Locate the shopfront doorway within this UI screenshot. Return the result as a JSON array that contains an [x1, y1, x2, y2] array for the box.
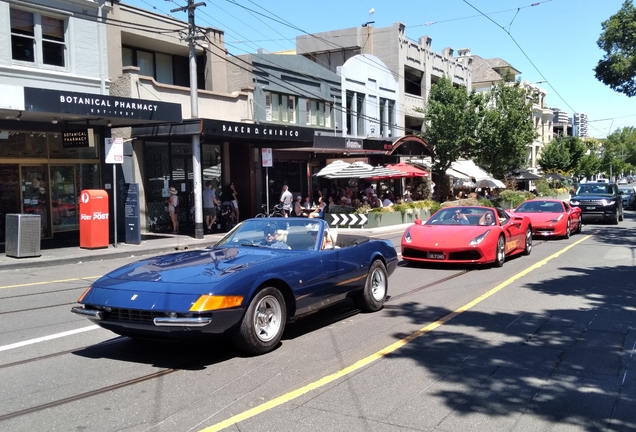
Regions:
[[21, 165, 50, 238]]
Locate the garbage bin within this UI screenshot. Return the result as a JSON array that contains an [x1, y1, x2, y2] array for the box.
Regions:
[[5, 214, 41, 258]]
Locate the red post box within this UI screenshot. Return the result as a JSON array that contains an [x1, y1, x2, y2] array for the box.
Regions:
[[79, 189, 110, 249]]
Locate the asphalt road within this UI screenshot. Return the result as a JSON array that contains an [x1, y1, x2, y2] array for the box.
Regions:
[[1, 213, 635, 432]]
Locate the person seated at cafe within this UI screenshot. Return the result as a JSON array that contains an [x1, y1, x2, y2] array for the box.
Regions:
[[303, 197, 312, 209], [382, 194, 393, 207], [293, 196, 307, 217], [308, 196, 326, 218], [371, 193, 383, 208]]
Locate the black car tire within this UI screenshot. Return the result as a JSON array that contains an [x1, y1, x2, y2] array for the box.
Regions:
[[564, 220, 571, 239], [353, 260, 388, 312], [493, 235, 506, 267], [232, 287, 286, 355], [612, 211, 619, 225], [575, 220, 582, 234], [619, 208, 624, 221]]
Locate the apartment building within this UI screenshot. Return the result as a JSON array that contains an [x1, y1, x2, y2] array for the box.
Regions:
[[573, 112, 588, 138], [295, 22, 468, 153]]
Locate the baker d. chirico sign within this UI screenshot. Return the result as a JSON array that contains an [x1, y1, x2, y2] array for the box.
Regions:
[[23, 87, 182, 122]]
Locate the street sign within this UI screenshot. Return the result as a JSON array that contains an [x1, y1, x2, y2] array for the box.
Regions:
[[105, 137, 124, 164], [330, 214, 368, 226], [262, 148, 273, 167]]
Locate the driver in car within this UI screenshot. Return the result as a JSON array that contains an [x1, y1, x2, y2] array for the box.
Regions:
[[451, 209, 469, 224], [260, 224, 290, 249]]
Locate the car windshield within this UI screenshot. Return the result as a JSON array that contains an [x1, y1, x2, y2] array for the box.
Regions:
[[619, 188, 634, 195], [575, 184, 614, 196], [215, 218, 328, 251], [516, 201, 563, 212], [426, 207, 497, 226]]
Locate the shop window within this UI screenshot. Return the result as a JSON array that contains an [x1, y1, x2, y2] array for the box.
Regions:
[[48, 132, 99, 159], [0, 131, 47, 158], [49, 163, 99, 232], [10, 8, 66, 69]]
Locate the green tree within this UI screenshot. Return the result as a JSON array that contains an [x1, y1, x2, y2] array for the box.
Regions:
[[538, 140, 571, 172], [474, 80, 537, 178], [595, 0, 636, 96], [574, 139, 602, 180], [539, 136, 586, 173], [420, 77, 484, 178]]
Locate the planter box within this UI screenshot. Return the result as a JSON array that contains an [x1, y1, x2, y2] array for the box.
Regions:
[[364, 211, 403, 228]]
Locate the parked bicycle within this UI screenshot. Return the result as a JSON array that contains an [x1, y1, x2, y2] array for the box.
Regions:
[[255, 204, 285, 218]]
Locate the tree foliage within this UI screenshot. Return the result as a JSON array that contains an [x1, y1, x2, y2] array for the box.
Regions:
[[420, 77, 484, 177], [474, 80, 537, 179], [595, 0, 636, 96], [574, 139, 602, 180], [538, 136, 586, 174]]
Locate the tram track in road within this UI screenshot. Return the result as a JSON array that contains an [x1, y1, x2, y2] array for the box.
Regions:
[[0, 345, 233, 423], [0, 239, 554, 423]]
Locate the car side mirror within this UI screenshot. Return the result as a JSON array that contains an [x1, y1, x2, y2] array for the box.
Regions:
[[414, 219, 424, 225]]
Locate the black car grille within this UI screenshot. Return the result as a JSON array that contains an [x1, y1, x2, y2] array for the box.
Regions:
[[106, 308, 164, 324], [402, 248, 428, 259], [535, 228, 555, 233], [579, 199, 605, 205], [402, 248, 482, 261], [448, 250, 482, 261]]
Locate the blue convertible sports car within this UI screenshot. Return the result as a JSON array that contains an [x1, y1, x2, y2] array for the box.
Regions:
[[71, 218, 398, 354]]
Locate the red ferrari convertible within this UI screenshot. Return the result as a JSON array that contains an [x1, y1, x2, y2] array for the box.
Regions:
[[511, 199, 581, 239], [401, 206, 532, 267]]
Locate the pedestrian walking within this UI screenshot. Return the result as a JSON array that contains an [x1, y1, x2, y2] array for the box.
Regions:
[[280, 185, 293, 217], [202, 181, 219, 233]]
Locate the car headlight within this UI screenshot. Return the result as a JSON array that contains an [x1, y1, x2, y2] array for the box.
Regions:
[[469, 230, 490, 245], [550, 214, 563, 223], [570, 200, 580, 206], [404, 228, 412, 243], [602, 200, 615, 206]]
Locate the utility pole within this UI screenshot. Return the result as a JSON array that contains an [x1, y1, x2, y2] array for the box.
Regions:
[[171, 0, 206, 239]]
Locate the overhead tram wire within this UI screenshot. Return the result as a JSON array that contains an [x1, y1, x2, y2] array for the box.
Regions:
[[197, 2, 425, 121], [198, 32, 426, 137]]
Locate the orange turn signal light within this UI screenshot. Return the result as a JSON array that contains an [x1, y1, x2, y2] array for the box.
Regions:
[[77, 287, 92, 303], [189, 295, 243, 312]]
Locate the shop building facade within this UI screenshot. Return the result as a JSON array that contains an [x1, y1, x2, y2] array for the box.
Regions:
[[0, 0, 183, 243]]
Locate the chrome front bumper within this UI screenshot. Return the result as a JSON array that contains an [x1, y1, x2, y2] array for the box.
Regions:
[[71, 306, 211, 327]]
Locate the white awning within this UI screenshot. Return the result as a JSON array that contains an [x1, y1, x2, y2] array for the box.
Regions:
[[449, 160, 492, 180]]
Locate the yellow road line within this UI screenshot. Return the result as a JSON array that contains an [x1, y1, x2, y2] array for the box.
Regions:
[[200, 234, 592, 432], [0, 276, 101, 290]]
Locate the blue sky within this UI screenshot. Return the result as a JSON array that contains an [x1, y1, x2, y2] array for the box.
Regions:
[[130, 0, 633, 139]]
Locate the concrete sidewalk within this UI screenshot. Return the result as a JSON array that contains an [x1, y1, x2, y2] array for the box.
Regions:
[[0, 223, 411, 272]]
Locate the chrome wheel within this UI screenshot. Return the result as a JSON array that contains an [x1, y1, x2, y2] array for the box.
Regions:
[[564, 220, 571, 239], [253, 295, 283, 342], [233, 287, 286, 355], [369, 266, 387, 302], [354, 260, 388, 312]]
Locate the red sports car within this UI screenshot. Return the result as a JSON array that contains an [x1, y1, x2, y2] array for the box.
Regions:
[[511, 199, 581, 239], [401, 206, 532, 267]]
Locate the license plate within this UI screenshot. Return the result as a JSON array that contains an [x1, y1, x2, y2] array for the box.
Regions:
[[429, 253, 445, 260], [586, 206, 596, 210]]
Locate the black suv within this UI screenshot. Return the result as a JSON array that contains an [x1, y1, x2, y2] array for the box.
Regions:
[[570, 182, 624, 224]]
